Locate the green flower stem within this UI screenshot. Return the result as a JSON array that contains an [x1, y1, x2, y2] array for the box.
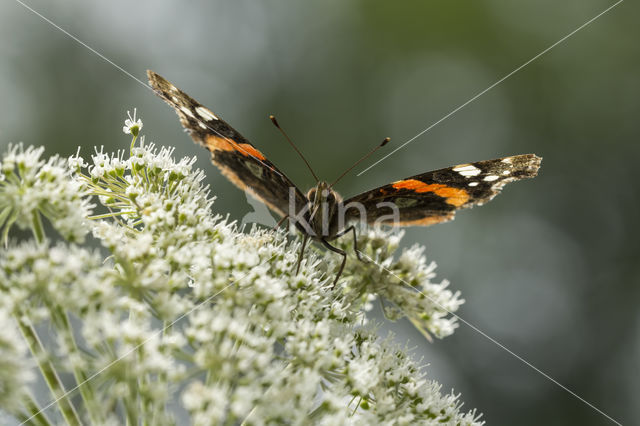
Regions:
[[51, 306, 103, 425], [130, 134, 138, 155], [88, 211, 133, 220], [85, 190, 131, 203], [20, 394, 53, 426], [17, 318, 82, 426], [1, 209, 17, 246], [0, 205, 12, 228], [30, 211, 45, 244], [124, 377, 138, 425]]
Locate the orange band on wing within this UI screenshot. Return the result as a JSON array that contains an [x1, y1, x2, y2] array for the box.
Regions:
[[395, 215, 453, 226], [432, 185, 470, 207], [392, 179, 469, 207], [238, 144, 266, 160], [205, 135, 266, 161]]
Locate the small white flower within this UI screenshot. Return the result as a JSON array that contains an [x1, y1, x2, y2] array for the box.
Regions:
[[68, 147, 87, 170], [123, 108, 143, 136]]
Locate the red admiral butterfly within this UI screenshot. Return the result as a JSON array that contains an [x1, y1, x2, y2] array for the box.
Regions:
[[148, 71, 541, 285]]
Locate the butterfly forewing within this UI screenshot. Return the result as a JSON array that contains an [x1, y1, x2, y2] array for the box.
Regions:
[[343, 154, 541, 226], [147, 70, 306, 217]]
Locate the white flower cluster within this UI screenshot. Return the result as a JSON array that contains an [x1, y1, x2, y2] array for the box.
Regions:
[[0, 113, 483, 425], [333, 228, 465, 341], [0, 144, 92, 244]]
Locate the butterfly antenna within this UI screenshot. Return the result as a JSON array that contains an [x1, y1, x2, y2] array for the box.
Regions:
[[329, 137, 390, 188], [270, 115, 319, 183]]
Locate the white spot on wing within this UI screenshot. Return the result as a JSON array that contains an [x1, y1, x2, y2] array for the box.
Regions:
[[468, 181, 479, 187], [501, 157, 512, 164], [171, 96, 179, 102], [452, 164, 481, 177], [196, 106, 219, 121], [198, 122, 207, 129], [483, 175, 499, 182], [502, 170, 511, 175], [180, 106, 196, 119]]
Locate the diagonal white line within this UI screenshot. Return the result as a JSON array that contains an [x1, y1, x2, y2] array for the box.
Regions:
[[13, 0, 149, 90], [13, 0, 286, 180], [357, 0, 624, 176], [357, 250, 622, 426], [19, 253, 278, 425]]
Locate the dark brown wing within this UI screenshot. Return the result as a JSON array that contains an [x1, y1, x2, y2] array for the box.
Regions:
[[343, 154, 542, 226], [147, 70, 306, 217]]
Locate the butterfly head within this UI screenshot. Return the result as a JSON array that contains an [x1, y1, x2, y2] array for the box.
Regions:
[[306, 181, 343, 237]]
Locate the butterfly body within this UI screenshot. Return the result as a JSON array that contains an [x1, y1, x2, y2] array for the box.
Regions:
[[147, 70, 541, 285], [301, 182, 343, 239]]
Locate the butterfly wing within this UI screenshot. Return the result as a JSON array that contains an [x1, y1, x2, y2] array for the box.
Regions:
[[343, 154, 542, 226], [147, 70, 306, 217]]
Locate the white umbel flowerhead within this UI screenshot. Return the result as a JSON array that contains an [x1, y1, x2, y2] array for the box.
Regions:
[[0, 111, 483, 425], [123, 108, 143, 137]]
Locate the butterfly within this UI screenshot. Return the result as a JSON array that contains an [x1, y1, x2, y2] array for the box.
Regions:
[[147, 70, 541, 285]]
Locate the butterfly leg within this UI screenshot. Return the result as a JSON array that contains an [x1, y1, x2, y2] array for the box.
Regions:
[[321, 239, 347, 287], [295, 234, 309, 275], [274, 214, 289, 230], [334, 225, 368, 264]]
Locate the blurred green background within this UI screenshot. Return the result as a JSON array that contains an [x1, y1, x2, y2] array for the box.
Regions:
[[1, 1, 638, 424]]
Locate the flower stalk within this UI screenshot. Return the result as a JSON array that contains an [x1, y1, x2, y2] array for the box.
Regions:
[[16, 318, 82, 426]]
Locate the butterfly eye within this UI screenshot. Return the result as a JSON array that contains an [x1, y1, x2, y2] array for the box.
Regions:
[[327, 192, 335, 202]]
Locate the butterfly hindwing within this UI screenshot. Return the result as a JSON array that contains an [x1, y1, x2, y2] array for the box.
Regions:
[[147, 70, 306, 217], [343, 154, 542, 226]]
